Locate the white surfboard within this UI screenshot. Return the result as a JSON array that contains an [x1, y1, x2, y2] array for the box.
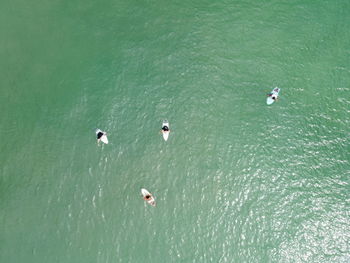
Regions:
[[96, 129, 108, 144], [141, 188, 156, 207], [161, 121, 170, 141], [266, 87, 280, 105]]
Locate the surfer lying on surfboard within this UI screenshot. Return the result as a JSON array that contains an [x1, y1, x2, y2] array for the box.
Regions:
[[141, 188, 156, 206], [161, 121, 170, 141], [267, 93, 279, 101], [266, 87, 280, 105], [96, 129, 108, 144], [144, 195, 152, 201], [161, 125, 169, 132]]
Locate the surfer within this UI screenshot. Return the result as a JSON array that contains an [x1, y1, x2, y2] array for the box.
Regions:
[[97, 131, 106, 142], [267, 93, 278, 101], [161, 125, 169, 132], [161, 121, 170, 141], [141, 188, 156, 206], [144, 195, 151, 201], [266, 87, 280, 105]]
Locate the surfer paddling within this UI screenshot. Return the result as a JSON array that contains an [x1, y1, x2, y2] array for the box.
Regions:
[[141, 188, 156, 206], [267, 93, 278, 101], [161, 125, 169, 132], [266, 88, 281, 105], [161, 121, 170, 141], [144, 195, 152, 201]]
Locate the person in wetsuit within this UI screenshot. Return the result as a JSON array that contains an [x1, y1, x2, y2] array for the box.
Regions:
[[97, 131, 104, 139], [96, 130, 106, 143], [267, 93, 278, 101]]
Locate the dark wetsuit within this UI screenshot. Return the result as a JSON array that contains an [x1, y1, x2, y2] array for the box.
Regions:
[[162, 126, 169, 132], [97, 132, 104, 139]]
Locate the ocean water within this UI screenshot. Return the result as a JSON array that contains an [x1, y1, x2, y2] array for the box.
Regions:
[[1, 0, 349, 262]]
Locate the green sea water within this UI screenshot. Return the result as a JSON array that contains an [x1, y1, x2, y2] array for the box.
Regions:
[[1, 0, 349, 262]]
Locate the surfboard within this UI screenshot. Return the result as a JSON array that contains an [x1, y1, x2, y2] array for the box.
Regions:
[[96, 129, 108, 144], [266, 87, 280, 105], [141, 188, 156, 207], [161, 121, 170, 141]]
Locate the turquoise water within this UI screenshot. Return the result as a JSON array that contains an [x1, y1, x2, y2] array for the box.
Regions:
[[1, 0, 349, 262]]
